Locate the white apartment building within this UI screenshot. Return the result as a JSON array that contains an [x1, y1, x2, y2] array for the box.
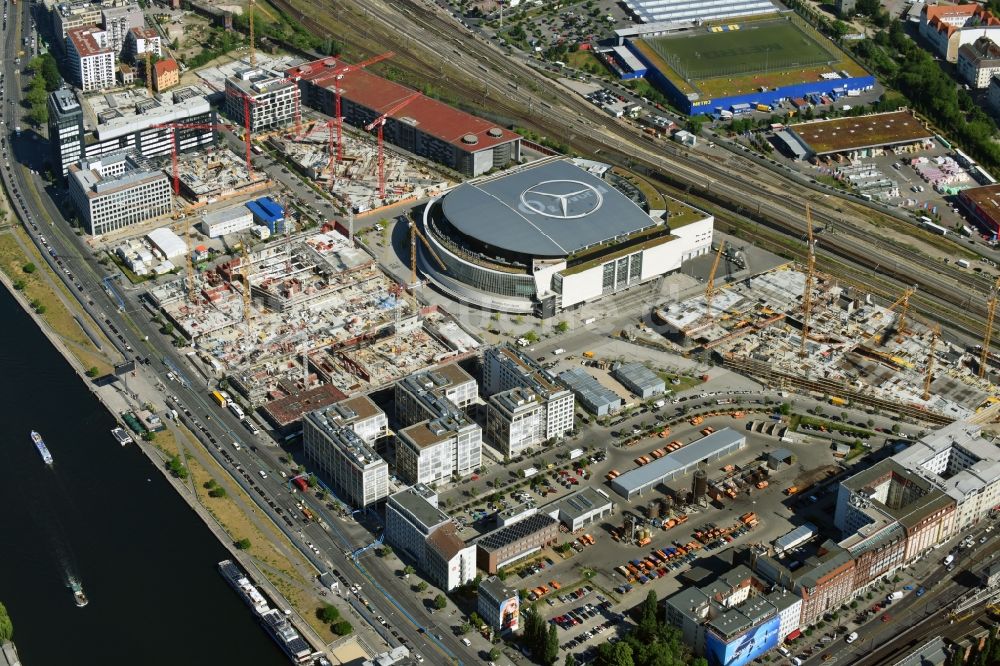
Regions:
[[68, 152, 171, 235], [224, 68, 300, 132], [302, 407, 389, 508], [920, 3, 1000, 62], [486, 387, 546, 458], [123, 26, 162, 64], [481, 345, 575, 451], [66, 26, 117, 92], [893, 421, 1000, 532], [320, 395, 388, 444], [385, 485, 475, 591], [394, 365, 482, 484], [101, 4, 145, 53], [958, 37, 1000, 88]]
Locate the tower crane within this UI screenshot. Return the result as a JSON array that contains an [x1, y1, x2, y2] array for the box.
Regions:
[[224, 88, 259, 178], [923, 324, 939, 401], [238, 242, 253, 337], [705, 240, 725, 319], [800, 203, 815, 358], [300, 52, 394, 163], [408, 219, 447, 287], [871, 286, 917, 344], [365, 92, 421, 199], [980, 277, 1000, 378], [152, 121, 242, 194], [247, 0, 256, 67], [145, 50, 153, 95]]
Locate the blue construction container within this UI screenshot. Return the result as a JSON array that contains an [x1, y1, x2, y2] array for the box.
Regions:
[[246, 197, 286, 234]]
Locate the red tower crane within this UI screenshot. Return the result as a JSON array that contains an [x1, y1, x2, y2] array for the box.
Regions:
[[224, 87, 259, 178], [306, 52, 394, 164], [365, 92, 421, 199], [152, 121, 240, 194]]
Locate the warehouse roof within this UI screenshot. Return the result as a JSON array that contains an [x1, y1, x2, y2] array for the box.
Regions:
[[202, 204, 252, 226], [558, 367, 622, 414], [611, 428, 746, 496], [546, 486, 613, 523], [442, 160, 659, 257], [612, 362, 665, 395], [290, 57, 520, 152], [146, 227, 187, 259], [789, 110, 932, 155]]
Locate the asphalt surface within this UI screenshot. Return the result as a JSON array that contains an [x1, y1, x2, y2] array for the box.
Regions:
[[0, 5, 484, 665]]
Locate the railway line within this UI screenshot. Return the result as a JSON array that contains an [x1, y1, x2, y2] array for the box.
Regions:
[[273, 0, 997, 347]]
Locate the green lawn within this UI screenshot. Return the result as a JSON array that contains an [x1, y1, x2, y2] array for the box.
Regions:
[[642, 18, 835, 80]]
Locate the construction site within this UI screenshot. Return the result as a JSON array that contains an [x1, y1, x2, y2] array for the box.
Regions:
[[174, 145, 270, 204], [146, 226, 479, 405], [653, 216, 999, 426], [267, 123, 452, 213]]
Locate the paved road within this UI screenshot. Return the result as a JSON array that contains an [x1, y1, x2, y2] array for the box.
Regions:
[[0, 6, 487, 665]]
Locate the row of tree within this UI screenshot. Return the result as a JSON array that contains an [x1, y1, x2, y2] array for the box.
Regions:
[[523, 605, 560, 665], [594, 591, 706, 666], [24, 54, 61, 127]]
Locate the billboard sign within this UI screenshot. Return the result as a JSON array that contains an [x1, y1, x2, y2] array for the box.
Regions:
[[499, 595, 519, 633], [706, 615, 780, 666]]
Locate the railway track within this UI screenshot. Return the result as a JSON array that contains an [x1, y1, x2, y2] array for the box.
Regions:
[[273, 0, 997, 347]]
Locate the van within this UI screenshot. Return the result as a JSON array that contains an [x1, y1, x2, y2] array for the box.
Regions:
[[233, 441, 241, 451], [259, 470, 267, 479], [778, 647, 791, 657], [553, 348, 566, 355], [461, 638, 472, 647], [846, 632, 859, 644]]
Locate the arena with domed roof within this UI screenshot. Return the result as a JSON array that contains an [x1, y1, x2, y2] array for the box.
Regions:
[[418, 158, 715, 316]]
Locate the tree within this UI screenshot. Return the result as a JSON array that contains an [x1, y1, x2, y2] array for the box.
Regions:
[[209, 487, 227, 498], [307, 473, 318, 487], [544, 624, 559, 665], [85, 366, 100, 377], [318, 603, 340, 623], [331, 620, 353, 635], [403, 565, 415, 576], [0, 601, 12, 641], [433, 594, 447, 610], [22, 262, 35, 274], [554, 321, 569, 333], [638, 590, 659, 640], [459, 622, 471, 634], [415, 581, 428, 592], [235, 538, 251, 550], [489, 647, 502, 661], [12, 279, 25, 290], [596, 641, 633, 666], [204, 479, 218, 490], [779, 402, 791, 415], [565, 655, 577, 666]]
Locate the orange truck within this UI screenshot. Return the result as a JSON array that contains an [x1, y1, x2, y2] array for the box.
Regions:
[[785, 486, 798, 495], [690, 416, 704, 426], [756, 480, 769, 489], [637, 536, 652, 547]]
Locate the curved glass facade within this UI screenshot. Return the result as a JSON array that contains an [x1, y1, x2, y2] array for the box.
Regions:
[[422, 200, 538, 301]]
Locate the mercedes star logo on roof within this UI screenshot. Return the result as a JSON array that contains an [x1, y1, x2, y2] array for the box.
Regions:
[[519, 180, 604, 219]]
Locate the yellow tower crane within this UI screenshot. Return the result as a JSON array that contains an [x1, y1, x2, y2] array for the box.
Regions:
[[705, 240, 725, 319], [980, 277, 1000, 378], [800, 203, 815, 358], [923, 324, 939, 401], [247, 0, 256, 67]]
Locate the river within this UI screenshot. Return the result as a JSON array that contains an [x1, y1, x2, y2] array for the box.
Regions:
[[0, 286, 288, 664]]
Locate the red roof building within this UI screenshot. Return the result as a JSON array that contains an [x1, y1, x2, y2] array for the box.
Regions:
[[289, 57, 521, 178]]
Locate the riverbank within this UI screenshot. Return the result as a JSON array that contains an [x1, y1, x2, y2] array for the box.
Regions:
[[1, 640, 22, 666], [0, 228, 345, 662]]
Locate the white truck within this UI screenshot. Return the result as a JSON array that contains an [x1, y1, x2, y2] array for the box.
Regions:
[[522, 467, 538, 478], [553, 348, 566, 355], [943, 554, 955, 566], [886, 591, 904, 602], [569, 448, 584, 460]]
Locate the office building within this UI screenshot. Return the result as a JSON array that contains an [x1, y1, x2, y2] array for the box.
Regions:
[[664, 564, 796, 666], [475, 513, 559, 574], [224, 67, 299, 132], [750, 540, 856, 627], [47, 86, 216, 179], [481, 345, 575, 453], [48, 89, 85, 177], [123, 26, 161, 63], [486, 387, 548, 458], [52, 0, 104, 41], [394, 365, 482, 485], [478, 576, 520, 634], [66, 26, 116, 92], [259, 384, 349, 438], [201, 204, 254, 238], [302, 407, 389, 508], [68, 152, 171, 235], [385, 485, 475, 591]]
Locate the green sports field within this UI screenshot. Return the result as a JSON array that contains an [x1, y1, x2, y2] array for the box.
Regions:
[[641, 19, 835, 81]]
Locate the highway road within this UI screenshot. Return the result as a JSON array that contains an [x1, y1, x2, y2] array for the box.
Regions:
[[0, 5, 486, 665]]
